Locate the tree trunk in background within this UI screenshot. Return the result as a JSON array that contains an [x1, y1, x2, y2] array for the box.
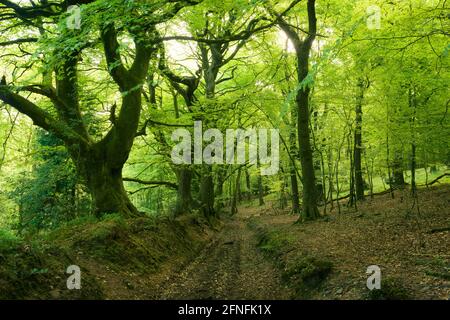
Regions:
[[280, 173, 288, 209], [230, 168, 242, 215], [409, 87, 417, 197], [411, 143, 417, 196], [278, 0, 319, 221], [159, 50, 201, 217], [245, 168, 251, 200], [236, 169, 242, 202], [364, 151, 374, 199], [386, 90, 405, 191], [354, 78, 366, 201], [297, 81, 320, 214], [326, 146, 334, 211], [312, 111, 324, 203], [391, 151, 405, 189], [198, 43, 221, 217], [258, 175, 264, 206], [175, 168, 194, 216], [296, 84, 320, 220], [200, 166, 215, 216], [289, 94, 300, 213], [290, 166, 300, 213], [215, 166, 226, 211], [348, 132, 356, 207]]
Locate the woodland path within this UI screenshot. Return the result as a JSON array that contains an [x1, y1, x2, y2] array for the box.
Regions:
[[156, 206, 292, 300]]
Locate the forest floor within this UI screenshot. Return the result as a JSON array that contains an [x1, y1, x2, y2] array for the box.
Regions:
[[153, 185, 450, 300], [246, 185, 450, 300], [149, 185, 450, 300], [156, 214, 292, 299], [1, 185, 449, 300]]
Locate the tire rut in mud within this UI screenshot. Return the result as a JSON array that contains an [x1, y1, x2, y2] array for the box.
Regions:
[[158, 217, 291, 300]]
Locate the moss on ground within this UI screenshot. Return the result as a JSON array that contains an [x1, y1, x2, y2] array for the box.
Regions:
[[415, 256, 450, 281], [283, 256, 333, 298], [366, 278, 411, 300], [251, 221, 333, 299], [255, 228, 294, 258], [0, 238, 103, 299], [0, 229, 20, 252]]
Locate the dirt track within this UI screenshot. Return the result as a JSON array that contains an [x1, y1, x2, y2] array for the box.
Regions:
[[157, 210, 292, 300]]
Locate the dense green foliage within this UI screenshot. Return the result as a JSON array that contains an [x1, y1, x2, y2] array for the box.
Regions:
[[0, 0, 448, 231], [10, 131, 91, 232]]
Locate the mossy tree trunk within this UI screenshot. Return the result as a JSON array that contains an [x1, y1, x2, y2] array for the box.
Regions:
[[196, 42, 223, 217], [391, 151, 406, 189], [278, 0, 320, 221], [174, 167, 195, 216], [0, 23, 157, 217], [354, 78, 369, 202], [199, 166, 216, 216], [83, 155, 137, 217], [289, 128, 300, 214], [258, 174, 265, 206], [0, 1, 202, 217]]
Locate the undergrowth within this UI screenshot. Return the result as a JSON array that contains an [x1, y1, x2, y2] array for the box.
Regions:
[[366, 278, 411, 300], [0, 212, 211, 299], [250, 220, 333, 299]]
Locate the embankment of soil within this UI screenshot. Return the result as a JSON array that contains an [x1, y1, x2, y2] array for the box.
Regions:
[[0, 213, 217, 299]]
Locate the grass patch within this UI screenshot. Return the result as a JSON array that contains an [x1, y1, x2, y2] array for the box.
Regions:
[[283, 256, 333, 299], [415, 256, 450, 281], [424, 270, 450, 281], [367, 278, 411, 300], [0, 240, 103, 300], [0, 212, 211, 299], [252, 221, 333, 299], [0, 228, 21, 252], [256, 229, 294, 258]]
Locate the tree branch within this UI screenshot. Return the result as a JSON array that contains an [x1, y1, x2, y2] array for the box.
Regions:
[[158, 1, 301, 45], [0, 85, 87, 145], [427, 173, 450, 186], [100, 23, 129, 91], [123, 177, 178, 190], [0, 37, 38, 47]]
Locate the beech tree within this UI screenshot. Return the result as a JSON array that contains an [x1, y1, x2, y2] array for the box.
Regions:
[[273, 0, 320, 221], [0, 0, 202, 217]]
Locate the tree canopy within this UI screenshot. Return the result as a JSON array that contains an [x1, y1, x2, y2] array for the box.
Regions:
[[0, 0, 448, 225]]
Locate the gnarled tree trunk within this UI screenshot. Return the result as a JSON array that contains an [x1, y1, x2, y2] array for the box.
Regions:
[[174, 167, 195, 216], [85, 160, 138, 217]]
